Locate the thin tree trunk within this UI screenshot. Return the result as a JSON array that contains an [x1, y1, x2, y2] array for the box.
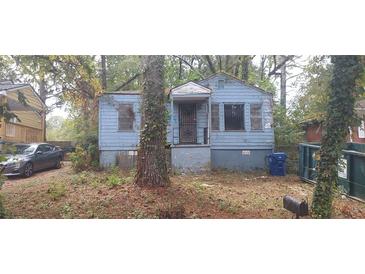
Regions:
[[101, 55, 107, 90], [39, 78, 47, 141], [204, 55, 216, 74], [280, 59, 287, 111], [242, 56, 249, 81], [134, 55, 169, 187], [260, 56, 266, 80]]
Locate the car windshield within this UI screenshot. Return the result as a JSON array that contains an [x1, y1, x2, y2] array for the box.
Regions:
[[15, 145, 37, 155]]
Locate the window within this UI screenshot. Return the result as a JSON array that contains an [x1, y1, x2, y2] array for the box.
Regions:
[[211, 104, 219, 130], [224, 104, 244, 130], [250, 104, 263, 130], [9, 117, 17, 123], [118, 104, 134, 131], [218, 79, 224, 89], [5, 123, 15, 137]]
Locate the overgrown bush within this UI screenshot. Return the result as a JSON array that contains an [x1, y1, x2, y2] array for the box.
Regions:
[[106, 174, 125, 188], [71, 171, 90, 185], [48, 182, 67, 201], [70, 144, 99, 172]]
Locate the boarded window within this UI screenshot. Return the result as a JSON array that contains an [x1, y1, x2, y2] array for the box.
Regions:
[[224, 104, 244, 130], [250, 104, 263, 130], [218, 79, 224, 89], [211, 104, 219, 130], [118, 104, 134, 131]]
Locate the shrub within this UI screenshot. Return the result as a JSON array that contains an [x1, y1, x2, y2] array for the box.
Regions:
[[48, 182, 66, 201], [106, 174, 125, 188], [72, 171, 90, 184], [69, 146, 90, 172]]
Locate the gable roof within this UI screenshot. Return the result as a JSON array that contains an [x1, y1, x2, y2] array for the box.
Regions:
[[0, 81, 46, 108], [0, 82, 28, 92], [197, 72, 273, 96], [170, 81, 211, 96]]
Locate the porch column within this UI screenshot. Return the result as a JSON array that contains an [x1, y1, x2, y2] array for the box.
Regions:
[[208, 96, 211, 144], [170, 96, 174, 145]]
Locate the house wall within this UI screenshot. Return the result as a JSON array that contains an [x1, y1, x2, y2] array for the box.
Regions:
[[99, 94, 142, 152], [211, 149, 272, 170], [99, 74, 275, 170], [0, 86, 45, 143], [304, 123, 365, 144], [171, 145, 210, 172], [198, 75, 274, 150], [305, 124, 322, 143]]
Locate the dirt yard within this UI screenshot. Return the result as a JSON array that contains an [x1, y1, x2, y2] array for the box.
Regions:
[[1, 162, 365, 218]]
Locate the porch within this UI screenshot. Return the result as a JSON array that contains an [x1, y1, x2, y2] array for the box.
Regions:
[[169, 82, 212, 171]]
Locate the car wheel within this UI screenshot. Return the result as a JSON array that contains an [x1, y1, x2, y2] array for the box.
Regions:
[[55, 158, 62, 169], [23, 162, 33, 178]]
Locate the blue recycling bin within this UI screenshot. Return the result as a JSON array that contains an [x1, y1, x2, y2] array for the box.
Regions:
[[268, 152, 287, 176]]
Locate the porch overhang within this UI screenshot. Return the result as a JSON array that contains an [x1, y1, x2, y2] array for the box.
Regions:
[[170, 81, 211, 101]]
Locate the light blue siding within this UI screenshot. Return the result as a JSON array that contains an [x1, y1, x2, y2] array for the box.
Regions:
[[99, 94, 174, 151], [99, 94, 142, 151], [198, 74, 274, 150], [99, 73, 274, 170]]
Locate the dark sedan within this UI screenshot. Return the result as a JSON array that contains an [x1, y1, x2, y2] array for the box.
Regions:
[[0, 143, 63, 177]]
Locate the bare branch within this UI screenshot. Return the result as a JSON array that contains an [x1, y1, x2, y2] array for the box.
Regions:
[[115, 73, 141, 91]]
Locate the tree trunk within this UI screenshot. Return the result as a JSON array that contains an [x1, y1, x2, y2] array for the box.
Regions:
[[204, 55, 216, 74], [260, 56, 266, 80], [311, 56, 363, 218], [39, 78, 47, 141], [280, 57, 287, 111], [242, 56, 249, 81], [134, 55, 170, 187], [101, 55, 107, 90]]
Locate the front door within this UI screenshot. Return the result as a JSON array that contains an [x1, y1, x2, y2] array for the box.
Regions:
[[179, 103, 197, 144]]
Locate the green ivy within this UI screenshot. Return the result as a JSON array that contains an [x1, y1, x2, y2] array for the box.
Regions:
[[311, 56, 364, 218]]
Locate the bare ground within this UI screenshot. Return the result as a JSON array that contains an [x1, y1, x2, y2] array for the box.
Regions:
[[1, 162, 365, 218]]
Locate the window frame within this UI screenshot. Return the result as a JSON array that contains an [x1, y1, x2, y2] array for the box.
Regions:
[[118, 103, 135, 132], [224, 103, 245, 131], [250, 103, 263, 131]]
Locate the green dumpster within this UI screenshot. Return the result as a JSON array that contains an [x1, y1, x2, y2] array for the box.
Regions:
[[299, 143, 365, 200]]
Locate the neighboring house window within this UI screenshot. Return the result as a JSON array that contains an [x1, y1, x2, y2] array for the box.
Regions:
[[224, 104, 244, 130], [211, 104, 219, 130], [6, 123, 16, 137], [218, 79, 224, 89], [118, 104, 134, 131], [9, 117, 17, 123], [250, 104, 263, 130]]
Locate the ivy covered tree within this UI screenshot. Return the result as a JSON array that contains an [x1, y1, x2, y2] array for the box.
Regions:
[[134, 56, 170, 187], [311, 56, 364, 218]]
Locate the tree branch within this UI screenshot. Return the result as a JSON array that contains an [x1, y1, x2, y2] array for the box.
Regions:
[[172, 55, 204, 79], [115, 73, 141, 91], [268, 55, 295, 76]]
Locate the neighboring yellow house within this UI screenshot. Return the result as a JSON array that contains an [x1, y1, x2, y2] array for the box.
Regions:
[[0, 81, 46, 143]]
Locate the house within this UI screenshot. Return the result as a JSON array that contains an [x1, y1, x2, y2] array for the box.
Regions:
[[98, 72, 274, 171], [301, 99, 365, 144], [0, 81, 46, 144]]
